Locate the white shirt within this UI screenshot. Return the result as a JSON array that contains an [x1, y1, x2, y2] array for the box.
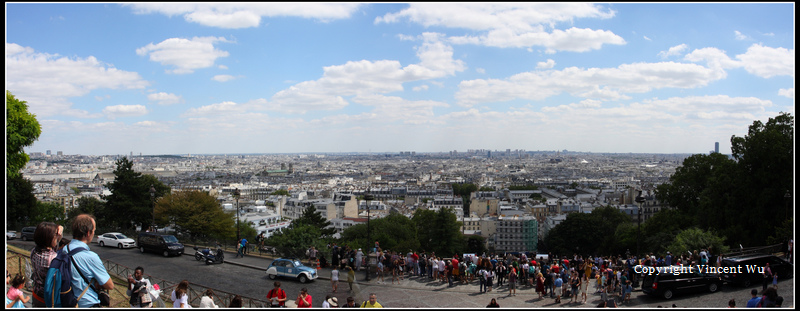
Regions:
[[331, 269, 339, 281], [172, 291, 189, 308], [200, 296, 218, 308]]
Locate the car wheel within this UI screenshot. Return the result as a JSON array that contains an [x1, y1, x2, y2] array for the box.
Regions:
[[709, 283, 719, 293], [268, 273, 276, 280], [662, 289, 673, 299], [299, 274, 308, 283], [742, 279, 751, 287], [163, 251, 169, 257], [99, 241, 104, 247], [22, 236, 27, 241], [140, 247, 145, 253], [118, 243, 123, 249]]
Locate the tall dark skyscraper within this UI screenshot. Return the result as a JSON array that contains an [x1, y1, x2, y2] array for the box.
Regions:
[[715, 142, 719, 153]]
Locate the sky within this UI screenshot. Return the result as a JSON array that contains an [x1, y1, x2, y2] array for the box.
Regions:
[[5, 3, 795, 156]]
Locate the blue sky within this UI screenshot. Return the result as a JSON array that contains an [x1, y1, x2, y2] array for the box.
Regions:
[[6, 3, 794, 155]]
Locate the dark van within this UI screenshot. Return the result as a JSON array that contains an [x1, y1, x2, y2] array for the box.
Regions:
[[641, 266, 722, 299], [20, 226, 36, 241], [720, 254, 793, 287], [138, 232, 184, 257]]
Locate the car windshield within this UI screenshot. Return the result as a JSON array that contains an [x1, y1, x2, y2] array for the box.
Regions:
[[115, 234, 128, 239], [163, 235, 179, 243]]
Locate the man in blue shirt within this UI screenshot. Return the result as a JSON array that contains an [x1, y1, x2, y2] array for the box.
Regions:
[[746, 289, 761, 308], [553, 275, 563, 303], [66, 214, 114, 308]]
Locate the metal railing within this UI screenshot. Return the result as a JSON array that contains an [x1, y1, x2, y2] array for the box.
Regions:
[[6, 247, 271, 308], [721, 243, 783, 258]]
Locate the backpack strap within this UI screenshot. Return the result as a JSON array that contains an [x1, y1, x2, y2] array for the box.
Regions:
[[67, 246, 100, 296]]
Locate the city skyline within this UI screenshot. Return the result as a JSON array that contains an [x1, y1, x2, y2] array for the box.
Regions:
[[6, 3, 795, 156]]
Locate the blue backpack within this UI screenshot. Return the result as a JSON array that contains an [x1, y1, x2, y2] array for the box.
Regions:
[[44, 246, 88, 307]]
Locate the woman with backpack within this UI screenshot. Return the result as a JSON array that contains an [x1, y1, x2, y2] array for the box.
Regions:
[[29, 222, 62, 307]]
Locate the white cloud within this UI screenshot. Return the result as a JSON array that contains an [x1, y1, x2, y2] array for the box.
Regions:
[[778, 88, 794, 98], [735, 44, 794, 78], [212, 74, 237, 82], [643, 35, 652, 41], [734, 30, 749, 40], [476, 68, 486, 74], [684, 47, 741, 72], [456, 61, 724, 106], [536, 59, 555, 69], [658, 44, 688, 59], [136, 37, 231, 74], [265, 33, 465, 114], [103, 104, 148, 119], [412, 85, 429, 91], [5, 43, 149, 117], [123, 3, 363, 28], [147, 92, 184, 105], [377, 3, 624, 52]]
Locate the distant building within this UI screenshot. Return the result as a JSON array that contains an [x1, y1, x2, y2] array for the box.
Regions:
[[494, 215, 538, 254]]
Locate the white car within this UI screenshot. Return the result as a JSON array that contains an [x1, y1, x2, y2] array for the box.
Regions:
[[6, 231, 17, 240], [97, 232, 136, 249]]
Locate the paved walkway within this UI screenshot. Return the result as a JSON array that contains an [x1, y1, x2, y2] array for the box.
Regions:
[[216, 251, 610, 308]]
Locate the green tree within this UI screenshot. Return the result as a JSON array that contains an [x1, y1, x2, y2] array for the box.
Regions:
[[464, 235, 486, 255], [292, 205, 335, 237], [729, 112, 794, 245], [31, 201, 67, 227], [154, 190, 235, 241], [103, 157, 170, 231], [266, 224, 325, 258], [666, 227, 729, 256], [340, 213, 421, 254], [412, 208, 464, 256], [270, 189, 290, 196], [6, 91, 42, 179], [6, 174, 37, 228], [68, 197, 108, 230]]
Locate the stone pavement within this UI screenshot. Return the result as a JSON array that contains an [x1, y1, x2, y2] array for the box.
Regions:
[[215, 251, 607, 308]]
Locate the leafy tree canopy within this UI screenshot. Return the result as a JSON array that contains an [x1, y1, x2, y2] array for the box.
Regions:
[[154, 190, 235, 241], [6, 174, 38, 228], [6, 91, 41, 179], [103, 157, 170, 231], [292, 205, 335, 237]]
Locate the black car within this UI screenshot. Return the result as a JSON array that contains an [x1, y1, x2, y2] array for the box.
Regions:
[[20, 226, 36, 241], [720, 254, 793, 287], [137, 232, 184, 257], [641, 266, 723, 299]]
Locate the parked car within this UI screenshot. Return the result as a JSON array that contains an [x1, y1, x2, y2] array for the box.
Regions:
[[265, 258, 318, 283], [20, 226, 36, 241], [641, 266, 723, 299], [720, 254, 793, 287], [137, 232, 184, 257], [6, 231, 17, 240], [97, 232, 136, 249]]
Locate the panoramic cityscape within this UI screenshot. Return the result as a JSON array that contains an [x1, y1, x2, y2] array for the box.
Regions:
[[6, 2, 794, 309]]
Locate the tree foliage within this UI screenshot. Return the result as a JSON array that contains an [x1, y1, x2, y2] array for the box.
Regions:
[[6, 91, 42, 179], [544, 206, 631, 256], [666, 227, 729, 256], [413, 208, 463, 255], [266, 224, 326, 259], [154, 190, 235, 241], [292, 206, 336, 237], [103, 157, 170, 231], [656, 112, 794, 247], [6, 174, 38, 228]]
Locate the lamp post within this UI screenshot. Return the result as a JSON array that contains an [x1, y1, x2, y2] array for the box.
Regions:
[[785, 190, 791, 221], [149, 185, 156, 232], [234, 188, 241, 242], [365, 193, 374, 281], [635, 190, 645, 259]]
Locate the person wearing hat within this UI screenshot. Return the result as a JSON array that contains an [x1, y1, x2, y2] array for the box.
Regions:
[[322, 295, 338, 308], [665, 251, 672, 266]]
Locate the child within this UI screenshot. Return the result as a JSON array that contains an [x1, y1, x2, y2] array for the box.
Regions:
[[7, 274, 29, 308], [623, 280, 633, 303], [772, 273, 778, 289]]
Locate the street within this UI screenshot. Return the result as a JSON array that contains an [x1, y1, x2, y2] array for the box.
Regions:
[[8, 239, 794, 308]]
